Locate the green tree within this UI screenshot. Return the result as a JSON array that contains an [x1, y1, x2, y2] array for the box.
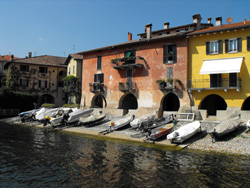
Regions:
[[63, 75, 81, 104]]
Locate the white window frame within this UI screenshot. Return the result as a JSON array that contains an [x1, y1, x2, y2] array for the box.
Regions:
[[73, 64, 75, 74], [68, 67, 71, 75], [229, 38, 237, 53], [210, 41, 218, 54]]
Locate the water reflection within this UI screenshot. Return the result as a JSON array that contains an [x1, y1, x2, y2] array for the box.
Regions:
[[0, 122, 250, 187]]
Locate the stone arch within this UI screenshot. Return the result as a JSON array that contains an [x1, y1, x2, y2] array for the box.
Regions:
[[161, 93, 180, 112], [118, 93, 138, 110], [39, 94, 54, 105], [242, 96, 250, 110], [91, 94, 107, 108], [199, 94, 227, 116]]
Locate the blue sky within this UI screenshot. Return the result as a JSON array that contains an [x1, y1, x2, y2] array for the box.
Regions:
[[1, 0, 250, 58]]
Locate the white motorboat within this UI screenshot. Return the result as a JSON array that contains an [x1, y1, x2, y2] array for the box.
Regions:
[[35, 108, 59, 121], [130, 113, 156, 129], [79, 113, 106, 126], [111, 116, 133, 130], [49, 108, 75, 126], [64, 108, 94, 124], [167, 121, 201, 143], [208, 116, 241, 139]]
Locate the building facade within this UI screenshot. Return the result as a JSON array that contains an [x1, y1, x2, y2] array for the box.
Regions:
[[78, 14, 211, 115], [64, 54, 83, 104], [188, 18, 250, 116], [6, 54, 67, 107]]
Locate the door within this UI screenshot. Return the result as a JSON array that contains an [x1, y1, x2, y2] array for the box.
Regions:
[[229, 73, 237, 87], [126, 69, 133, 90]]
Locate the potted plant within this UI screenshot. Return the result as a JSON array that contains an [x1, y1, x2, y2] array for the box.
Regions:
[[156, 79, 166, 88]]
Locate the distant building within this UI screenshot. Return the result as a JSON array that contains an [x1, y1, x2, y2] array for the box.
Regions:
[[77, 14, 212, 115], [5, 53, 67, 107], [64, 54, 83, 104], [188, 17, 250, 116], [0, 55, 19, 87]]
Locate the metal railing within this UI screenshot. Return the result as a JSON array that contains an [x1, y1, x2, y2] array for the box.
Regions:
[[187, 78, 241, 90], [119, 82, 136, 92], [89, 82, 104, 93], [111, 56, 144, 69]]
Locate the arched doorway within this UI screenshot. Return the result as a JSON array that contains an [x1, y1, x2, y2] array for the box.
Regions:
[[161, 93, 180, 111], [242, 97, 250, 110], [199, 94, 227, 116], [91, 94, 107, 108], [118, 93, 138, 110], [39, 94, 54, 105]]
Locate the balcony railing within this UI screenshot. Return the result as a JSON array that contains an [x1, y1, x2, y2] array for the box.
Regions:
[[157, 82, 176, 91], [111, 56, 144, 69], [119, 82, 136, 92], [89, 82, 104, 93], [187, 78, 241, 91]]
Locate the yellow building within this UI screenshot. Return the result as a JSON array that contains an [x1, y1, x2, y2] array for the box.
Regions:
[[64, 54, 83, 104], [188, 17, 250, 116]]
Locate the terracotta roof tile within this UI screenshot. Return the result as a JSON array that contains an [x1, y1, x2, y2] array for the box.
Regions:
[[189, 20, 250, 35], [13, 55, 67, 67]]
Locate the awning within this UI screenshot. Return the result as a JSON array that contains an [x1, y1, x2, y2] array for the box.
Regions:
[[200, 57, 243, 74]]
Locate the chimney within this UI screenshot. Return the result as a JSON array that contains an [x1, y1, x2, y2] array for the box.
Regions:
[[244, 18, 247, 24], [145, 23, 152, 40], [128, 32, 132, 41], [164, 22, 170, 29], [10, 55, 14, 61], [215, 17, 222, 26], [207, 17, 212, 24], [28, 52, 32, 58], [192, 14, 202, 24]]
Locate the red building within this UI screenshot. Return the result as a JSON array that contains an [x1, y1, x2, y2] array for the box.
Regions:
[[77, 14, 212, 115]]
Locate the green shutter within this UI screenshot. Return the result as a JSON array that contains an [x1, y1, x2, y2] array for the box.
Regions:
[[237, 38, 242, 52], [247, 36, 250, 51], [163, 45, 167, 63], [206, 41, 210, 55], [225, 39, 229, 53], [218, 40, 223, 54], [173, 44, 177, 63]]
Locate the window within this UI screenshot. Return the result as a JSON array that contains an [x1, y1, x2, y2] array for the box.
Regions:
[[163, 44, 177, 64], [124, 50, 136, 58], [166, 67, 173, 80], [229, 73, 237, 87], [97, 56, 102, 70], [20, 79, 28, 88], [73, 64, 75, 74], [206, 40, 222, 55], [39, 67, 48, 73], [247, 36, 250, 51], [20, 65, 29, 72], [68, 67, 71, 75], [126, 69, 133, 83], [210, 74, 222, 87], [225, 38, 242, 53], [94, 73, 104, 83], [39, 80, 47, 89]]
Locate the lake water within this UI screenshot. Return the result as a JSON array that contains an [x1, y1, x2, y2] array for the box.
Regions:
[[0, 122, 250, 188]]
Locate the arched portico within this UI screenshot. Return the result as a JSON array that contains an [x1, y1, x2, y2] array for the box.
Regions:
[[242, 96, 250, 110], [91, 94, 107, 108], [39, 94, 54, 105], [118, 93, 138, 110], [199, 94, 227, 116]]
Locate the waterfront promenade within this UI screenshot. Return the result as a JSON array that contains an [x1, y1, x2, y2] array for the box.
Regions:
[[3, 115, 250, 156]]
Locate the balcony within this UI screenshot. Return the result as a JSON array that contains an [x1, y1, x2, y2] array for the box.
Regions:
[[187, 78, 241, 92], [89, 82, 104, 93], [111, 56, 144, 70], [119, 82, 136, 92], [157, 81, 176, 91]]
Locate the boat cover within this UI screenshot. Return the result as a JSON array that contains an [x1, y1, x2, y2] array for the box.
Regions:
[[113, 116, 132, 129], [130, 113, 155, 128], [79, 114, 106, 124], [167, 121, 201, 143]]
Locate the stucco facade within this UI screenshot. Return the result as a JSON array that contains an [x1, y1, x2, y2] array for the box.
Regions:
[[7, 55, 67, 107], [78, 15, 212, 115], [188, 18, 250, 115]]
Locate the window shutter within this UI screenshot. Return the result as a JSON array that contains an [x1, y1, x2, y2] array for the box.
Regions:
[[247, 37, 250, 51], [45, 81, 47, 88], [218, 40, 223, 54], [26, 80, 29, 87], [225, 39, 229, 53], [237, 38, 242, 52], [94, 74, 98, 82], [173, 44, 177, 63], [163, 45, 167, 63], [39, 80, 41, 88], [20, 79, 22, 86], [100, 73, 104, 83], [206, 42, 210, 55], [27, 66, 29, 72], [166, 67, 173, 80]]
